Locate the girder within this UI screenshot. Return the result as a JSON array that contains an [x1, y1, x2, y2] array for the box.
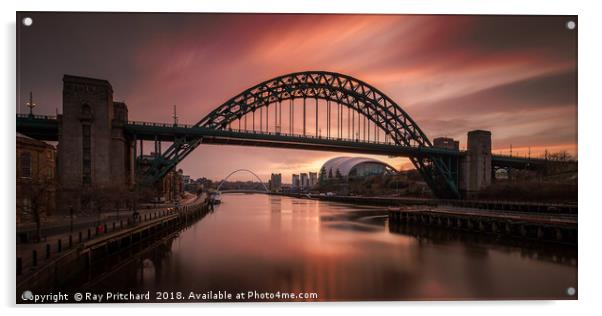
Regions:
[[145, 71, 461, 198], [16, 114, 565, 199]]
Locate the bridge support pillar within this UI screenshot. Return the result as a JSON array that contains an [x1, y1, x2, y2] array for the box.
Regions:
[[58, 75, 134, 213], [459, 130, 492, 198]]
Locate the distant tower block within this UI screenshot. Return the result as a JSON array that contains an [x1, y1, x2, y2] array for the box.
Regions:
[[461, 130, 492, 197], [433, 137, 459, 150]]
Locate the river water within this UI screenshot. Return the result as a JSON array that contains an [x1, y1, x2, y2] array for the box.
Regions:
[[92, 193, 577, 301]]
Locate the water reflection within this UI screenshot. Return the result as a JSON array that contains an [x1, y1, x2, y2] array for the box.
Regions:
[[94, 194, 577, 301], [389, 222, 577, 267]]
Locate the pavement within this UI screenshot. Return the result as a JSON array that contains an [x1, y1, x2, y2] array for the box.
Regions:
[[16, 193, 202, 276]]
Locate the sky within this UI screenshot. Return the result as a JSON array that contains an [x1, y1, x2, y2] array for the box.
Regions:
[[16, 13, 577, 183]]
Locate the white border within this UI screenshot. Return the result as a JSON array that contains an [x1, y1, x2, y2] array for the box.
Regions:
[[2, 0, 601, 315]]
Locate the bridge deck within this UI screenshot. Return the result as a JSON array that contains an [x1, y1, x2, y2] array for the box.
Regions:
[[16, 115, 570, 168]]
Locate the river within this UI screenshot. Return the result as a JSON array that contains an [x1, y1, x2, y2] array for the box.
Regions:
[[90, 193, 577, 301]]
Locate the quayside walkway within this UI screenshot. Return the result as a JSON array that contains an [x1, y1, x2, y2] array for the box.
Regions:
[[16, 193, 209, 285]]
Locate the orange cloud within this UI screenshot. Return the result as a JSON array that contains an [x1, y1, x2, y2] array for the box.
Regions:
[[18, 13, 577, 180]]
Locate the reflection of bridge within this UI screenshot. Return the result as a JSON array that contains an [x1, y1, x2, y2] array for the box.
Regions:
[[16, 71, 566, 199]]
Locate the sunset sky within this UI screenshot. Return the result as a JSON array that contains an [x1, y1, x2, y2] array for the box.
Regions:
[[17, 13, 577, 182]]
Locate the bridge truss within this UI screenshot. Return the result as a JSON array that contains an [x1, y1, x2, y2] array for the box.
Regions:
[[16, 78, 560, 198], [143, 71, 461, 198]]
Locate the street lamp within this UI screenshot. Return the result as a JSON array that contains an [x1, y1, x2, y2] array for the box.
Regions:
[[69, 205, 74, 233], [26, 92, 36, 117], [172, 104, 178, 126]]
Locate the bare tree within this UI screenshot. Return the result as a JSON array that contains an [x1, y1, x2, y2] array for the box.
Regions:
[[18, 177, 55, 242], [80, 184, 123, 227], [547, 150, 573, 162]]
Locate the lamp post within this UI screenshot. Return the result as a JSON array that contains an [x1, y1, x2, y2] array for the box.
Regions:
[[26, 92, 36, 117], [172, 105, 178, 126], [69, 205, 74, 233]]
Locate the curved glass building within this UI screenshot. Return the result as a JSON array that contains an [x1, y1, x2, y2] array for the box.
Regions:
[[320, 157, 397, 180]]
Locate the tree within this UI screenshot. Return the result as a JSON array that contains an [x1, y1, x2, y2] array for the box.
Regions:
[[84, 184, 126, 225], [135, 185, 156, 203], [335, 168, 342, 179], [547, 150, 573, 162], [19, 177, 55, 242], [319, 167, 327, 184]]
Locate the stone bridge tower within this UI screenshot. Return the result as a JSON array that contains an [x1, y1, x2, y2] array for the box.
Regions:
[[57, 75, 134, 212], [459, 130, 492, 197]]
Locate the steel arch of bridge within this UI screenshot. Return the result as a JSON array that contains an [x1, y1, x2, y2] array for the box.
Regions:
[[216, 169, 269, 192], [144, 71, 460, 198]]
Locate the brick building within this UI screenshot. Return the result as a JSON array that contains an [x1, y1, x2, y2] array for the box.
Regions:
[[162, 169, 184, 203], [137, 155, 184, 203], [16, 133, 57, 224]]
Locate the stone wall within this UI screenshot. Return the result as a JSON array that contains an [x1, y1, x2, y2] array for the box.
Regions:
[[459, 130, 492, 197], [58, 75, 132, 212], [16, 134, 57, 223]]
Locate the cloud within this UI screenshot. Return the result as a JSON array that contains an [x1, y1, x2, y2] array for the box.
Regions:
[[411, 69, 577, 118], [17, 13, 578, 179]]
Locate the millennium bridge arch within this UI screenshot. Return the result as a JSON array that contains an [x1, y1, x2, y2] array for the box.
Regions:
[[148, 71, 460, 198], [216, 169, 269, 192]]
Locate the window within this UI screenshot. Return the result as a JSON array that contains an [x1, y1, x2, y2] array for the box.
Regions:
[[81, 104, 92, 117], [82, 124, 91, 185], [20, 152, 32, 178], [22, 198, 31, 214]]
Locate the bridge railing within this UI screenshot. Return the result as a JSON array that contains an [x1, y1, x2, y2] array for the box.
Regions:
[[125, 121, 474, 159], [223, 126, 407, 146], [128, 120, 194, 128], [492, 151, 545, 160], [17, 114, 57, 120], [17, 117, 574, 163], [490, 147, 578, 162], [127, 120, 430, 148], [491, 152, 577, 164]]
